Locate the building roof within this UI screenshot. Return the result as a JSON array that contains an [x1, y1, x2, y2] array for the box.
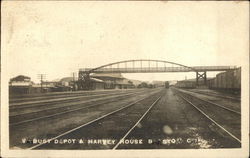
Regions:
[[90, 77, 104, 83], [10, 75, 31, 82], [10, 82, 31, 87], [90, 73, 125, 79], [115, 79, 133, 85]]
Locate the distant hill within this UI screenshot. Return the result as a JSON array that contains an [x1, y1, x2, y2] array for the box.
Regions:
[[151, 80, 165, 86], [126, 79, 145, 86], [169, 80, 177, 85]]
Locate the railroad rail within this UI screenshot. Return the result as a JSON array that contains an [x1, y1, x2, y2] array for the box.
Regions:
[[10, 89, 147, 107], [10, 89, 155, 126], [174, 88, 241, 115], [10, 90, 149, 112], [173, 88, 241, 144], [184, 89, 241, 102], [112, 96, 161, 149], [26, 90, 163, 149], [10, 89, 137, 103], [10, 88, 242, 149]]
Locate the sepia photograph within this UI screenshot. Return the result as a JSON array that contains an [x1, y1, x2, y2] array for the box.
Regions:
[[1, 1, 249, 157]]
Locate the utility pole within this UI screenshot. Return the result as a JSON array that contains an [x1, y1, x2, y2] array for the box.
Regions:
[[73, 72, 75, 91], [37, 74, 46, 93], [72, 72, 77, 91]]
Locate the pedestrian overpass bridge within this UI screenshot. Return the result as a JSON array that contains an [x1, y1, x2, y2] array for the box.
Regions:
[[78, 59, 237, 88], [80, 66, 236, 73]]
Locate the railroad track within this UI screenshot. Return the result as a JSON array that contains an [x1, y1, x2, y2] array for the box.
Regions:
[[173, 88, 241, 144], [10, 89, 146, 107], [184, 89, 241, 102], [10, 89, 137, 104], [10, 89, 157, 126], [18, 89, 164, 149], [175, 88, 241, 115], [10, 89, 150, 114]]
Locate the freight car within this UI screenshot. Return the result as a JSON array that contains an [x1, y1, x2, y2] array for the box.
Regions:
[[165, 81, 169, 88], [175, 79, 196, 89], [207, 67, 241, 93], [175, 67, 241, 92]]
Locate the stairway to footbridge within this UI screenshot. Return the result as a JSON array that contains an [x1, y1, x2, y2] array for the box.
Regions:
[[78, 59, 237, 89]]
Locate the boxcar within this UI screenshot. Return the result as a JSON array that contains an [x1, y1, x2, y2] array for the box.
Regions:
[[175, 80, 196, 89], [165, 81, 169, 88], [208, 67, 241, 92], [233, 67, 241, 90]]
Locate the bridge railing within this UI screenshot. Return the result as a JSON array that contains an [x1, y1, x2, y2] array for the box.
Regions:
[[192, 66, 237, 71], [80, 67, 192, 73], [79, 66, 237, 73]]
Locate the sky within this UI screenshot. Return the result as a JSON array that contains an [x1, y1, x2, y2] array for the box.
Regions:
[[2, 1, 249, 83]]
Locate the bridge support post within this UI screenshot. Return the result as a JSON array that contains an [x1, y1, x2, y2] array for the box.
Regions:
[[196, 71, 207, 87]]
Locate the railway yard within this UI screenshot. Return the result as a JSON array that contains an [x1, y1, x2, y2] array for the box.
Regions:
[[9, 87, 241, 150], [4, 2, 249, 157]]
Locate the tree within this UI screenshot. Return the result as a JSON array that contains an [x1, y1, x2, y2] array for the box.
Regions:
[[137, 82, 148, 88]]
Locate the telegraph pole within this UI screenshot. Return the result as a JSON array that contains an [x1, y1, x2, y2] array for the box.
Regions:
[[37, 74, 46, 93], [72, 72, 77, 91]]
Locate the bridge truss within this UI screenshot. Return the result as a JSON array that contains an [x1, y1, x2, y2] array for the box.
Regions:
[[78, 59, 237, 88]]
